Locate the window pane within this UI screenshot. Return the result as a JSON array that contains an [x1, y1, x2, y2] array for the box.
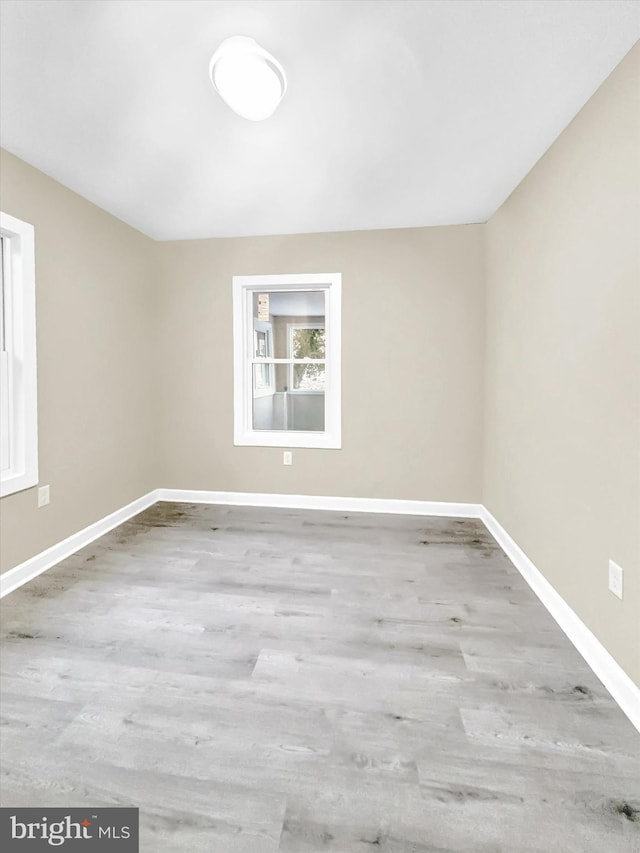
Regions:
[[291, 327, 325, 359], [253, 290, 326, 363], [292, 362, 325, 390], [252, 366, 325, 432], [254, 329, 268, 357], [253, 362, 273, 392], [253, 289, 325, 322]]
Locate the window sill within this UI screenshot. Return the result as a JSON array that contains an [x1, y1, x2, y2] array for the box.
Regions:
[[1, 470, 38, 499], [234, 430, 341, 449]]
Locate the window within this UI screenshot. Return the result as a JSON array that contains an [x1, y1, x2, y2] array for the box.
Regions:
[[0, 211, 38, 497], [233, 273, 341, 448]]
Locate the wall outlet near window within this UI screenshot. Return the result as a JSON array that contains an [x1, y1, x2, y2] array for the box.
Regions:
[[608, 560, 623, 600], [283, 451, 293, 466], [38, 484, 50, 507]]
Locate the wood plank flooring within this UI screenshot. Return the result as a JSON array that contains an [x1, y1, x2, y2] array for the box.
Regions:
[[1, 502, 639, 852]]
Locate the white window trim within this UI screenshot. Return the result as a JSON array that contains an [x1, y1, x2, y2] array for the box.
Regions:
[[0, 211, 38, 498], [233, 273, 341, 449], [286, 322, 326, 394]]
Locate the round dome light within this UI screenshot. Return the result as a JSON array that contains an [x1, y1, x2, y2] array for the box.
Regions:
[[209, 36, 287, 121]]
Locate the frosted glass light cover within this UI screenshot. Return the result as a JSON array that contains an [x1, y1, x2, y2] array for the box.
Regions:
[[209, 36, 287, 121]]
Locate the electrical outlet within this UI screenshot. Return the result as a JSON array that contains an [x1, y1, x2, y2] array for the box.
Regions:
[[608, 560, 623, 600], [38, 484, 50, 507], [283, 451, 292, 466]]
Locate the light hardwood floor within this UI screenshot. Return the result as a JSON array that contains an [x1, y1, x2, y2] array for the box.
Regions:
[[1, 502, 639, 852]]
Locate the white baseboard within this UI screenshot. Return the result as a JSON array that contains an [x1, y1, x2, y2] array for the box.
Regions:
[[156, 488, 482, 518], [479, 506, 640, 735], [0, 489, 160, 598], [2, 487, 638, 734]]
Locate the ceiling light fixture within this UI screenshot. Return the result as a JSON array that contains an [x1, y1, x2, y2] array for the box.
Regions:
[[209, 36, 287, 121]]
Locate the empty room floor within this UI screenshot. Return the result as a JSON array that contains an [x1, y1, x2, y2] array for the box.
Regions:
[[1, 502, 639, 852]]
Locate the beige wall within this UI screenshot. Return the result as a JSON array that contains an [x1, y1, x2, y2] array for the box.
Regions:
[[0, 150, 158, 573], [155, 226, 486, 502], [483, 44, 640, 685]]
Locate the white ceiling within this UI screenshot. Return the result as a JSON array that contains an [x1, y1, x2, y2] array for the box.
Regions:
[[1, 0, 638, 241]]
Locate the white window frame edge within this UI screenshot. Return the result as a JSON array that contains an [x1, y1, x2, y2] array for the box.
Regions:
[[0, 211, 38, 498], [233, 273, 341, 449]]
